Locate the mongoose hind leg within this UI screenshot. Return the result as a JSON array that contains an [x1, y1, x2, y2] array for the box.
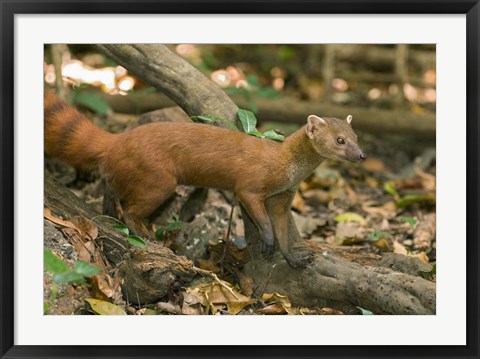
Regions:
[[120, 175, 177, 240]]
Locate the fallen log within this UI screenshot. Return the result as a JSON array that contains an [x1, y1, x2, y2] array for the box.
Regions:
[[237, 96, 435, 139], [335, 44, 436, 72], [87, 89, 435, 138], [244, 251, 435, 315], [44, 173, 197, 304], [241, 210, 435, 315]]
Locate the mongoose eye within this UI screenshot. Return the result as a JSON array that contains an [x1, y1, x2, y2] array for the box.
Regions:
[[336, 137, 345, 145]]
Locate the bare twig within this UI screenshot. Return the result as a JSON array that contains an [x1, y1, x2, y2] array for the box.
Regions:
[[193, 266, 239, 300], [219, 200, 236, 265], [50, 44, 65, 100]]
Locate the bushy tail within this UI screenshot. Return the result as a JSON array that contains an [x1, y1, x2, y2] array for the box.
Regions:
[[44, 92, 114, 171]]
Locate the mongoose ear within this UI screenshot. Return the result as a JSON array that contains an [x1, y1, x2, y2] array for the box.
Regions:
[[346, 115, 353, 124], [306, 115, 326, 139]]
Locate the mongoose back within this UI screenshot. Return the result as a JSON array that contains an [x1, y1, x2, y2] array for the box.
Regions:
[[45, 92, 365, 268]]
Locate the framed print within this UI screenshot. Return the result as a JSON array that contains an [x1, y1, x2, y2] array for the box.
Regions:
[[1, 1, 479, 358]]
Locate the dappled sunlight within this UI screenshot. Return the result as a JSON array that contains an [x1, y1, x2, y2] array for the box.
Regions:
[[44, 59, 135, 95]]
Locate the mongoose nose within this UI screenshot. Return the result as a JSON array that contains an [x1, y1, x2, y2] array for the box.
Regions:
[[359, 153, 367, 160]]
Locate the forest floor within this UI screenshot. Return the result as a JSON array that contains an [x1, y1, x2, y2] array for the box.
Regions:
[[44, 110, 436, 316]]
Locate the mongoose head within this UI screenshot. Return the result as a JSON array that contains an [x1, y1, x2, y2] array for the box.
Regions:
[[305, 114, 366, 162]]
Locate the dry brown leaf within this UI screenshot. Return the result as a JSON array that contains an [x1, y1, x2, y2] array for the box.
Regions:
[[393, 240, 408, 255], [365, 177, 379, 188], [258, 303, 287, 315], [292, 192, 306, 212], [44, 208, 82, 233], [262, 292, 291, 307], [302, 189, 331, 206], [415, 167, 436, 191], [362, 158, 386, 172], [299, 181, 310, 192], [292, 212, 326, 237], [231, 267, 254, 297], [413, 213, 436, 250], [320, 307, 344, 315], [370, 237, 392, 252], [335, 222, 366, 244], [184, 282, 255, 315], [156, 301, 182, 315], [409, 252, 430, 263], [71, 216, 99, 240], [182, 289, 205, 315], [197, 258, 220, 272], [362, 201, 397, 219], [90, 273, 117, 299], [261, 293, 307, 315], [207, 283, 255, 315], [61, 228, 92, 262], [79, 240, 95, 262], [345, 184, 358, 205]]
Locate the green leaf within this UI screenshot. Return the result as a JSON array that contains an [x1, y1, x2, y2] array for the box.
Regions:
[[144, 309, 158, 315], [45, 250, 95, 284], [72, 92, 110, 116], [262, 129, 285, 142], [384, 181, 399, 198], [127, 235, 147, 249], [156, 213, 185, 240], [140, 87, 157, 96], [356, 306, 374, 315], [396, 193, 436, 208], [155, 227, 165, 241], [334, 212, 366, 225], [166, 221, 184, 230], [237, 109, 258, 133], [257, 87, 279, 99], [53, 271, 86, 285], [247, 102, 259, 113], [246, 74, 259, 86], [420, 263, 436, 278], [44, 249, 70, 274], [74, 261, 101, 277], [190, 115, 239, 131], [85, 298, 127, 315], [279, 47, 295, 60], [399, 216, 417, 231], [367, 230, 392, 242], [247, 130, 265, 138], [113, 224, 129, 235]]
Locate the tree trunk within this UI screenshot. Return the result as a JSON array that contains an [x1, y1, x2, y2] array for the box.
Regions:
[[92, 44, 239, 126]]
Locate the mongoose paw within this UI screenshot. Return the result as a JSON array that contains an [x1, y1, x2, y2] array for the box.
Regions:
[[285, 251, 314, 269], [262, 240, 276, 257]]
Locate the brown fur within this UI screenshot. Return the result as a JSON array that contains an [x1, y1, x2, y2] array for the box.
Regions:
[[44, 92, 114, 171], [44, 93, 364, 268]]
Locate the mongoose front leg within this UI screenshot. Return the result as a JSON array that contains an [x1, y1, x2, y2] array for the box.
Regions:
[[237, 192, 275, 256], [266, 190, 314, 269]]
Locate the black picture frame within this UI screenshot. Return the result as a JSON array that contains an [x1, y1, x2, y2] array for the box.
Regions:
[[1, 1, 479, 358]]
